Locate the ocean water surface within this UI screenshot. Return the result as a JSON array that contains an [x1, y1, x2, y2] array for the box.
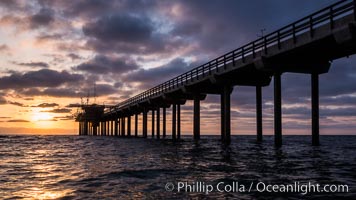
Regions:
[[0, 135, 355, 199]]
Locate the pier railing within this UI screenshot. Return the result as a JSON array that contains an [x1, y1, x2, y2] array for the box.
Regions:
[[107, 0, 354, 114]]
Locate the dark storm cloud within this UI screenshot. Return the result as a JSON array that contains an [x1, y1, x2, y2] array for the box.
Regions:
[[172, 20, 203, 37], [20, 88, 84, 98], [83, 14, 153, 43], [74, 55, 139, 74], [0, 0, 22, 10], [82, 12, 185, 54], [20, 83, 117, 98], [38, 0, 157, 20], [94, 84, 118, 96], [0, 69, 84, 89], [29, 8, 55, 29], [13, 61, 49, 68], [124, 58, 193, 87], [38, 0, 116, 19]]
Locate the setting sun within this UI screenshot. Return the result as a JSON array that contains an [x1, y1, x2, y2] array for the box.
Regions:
[[31, 112, 53, 122]]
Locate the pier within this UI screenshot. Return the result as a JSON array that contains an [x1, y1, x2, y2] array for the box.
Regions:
[[76, 0, 356, 147]]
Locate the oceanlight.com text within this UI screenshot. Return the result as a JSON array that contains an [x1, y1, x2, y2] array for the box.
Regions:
[[165, 181, 349, 195]]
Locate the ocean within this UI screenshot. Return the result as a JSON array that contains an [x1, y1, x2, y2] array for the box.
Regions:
[[0, 135, 355, 199]]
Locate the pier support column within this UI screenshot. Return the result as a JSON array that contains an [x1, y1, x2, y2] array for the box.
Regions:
[[102, 121, 105, 136], [274, 72, 282, 148], [119, 118, 121, 136], [105, 121, 108, 136], [256, 86, 263, 142], [79, 122, 82, 135], [311, 73, 320, 146], [143, 110, 148, 138], [172, 104, 177, 140], [110, 120, 114, 136], [163, 107, 166, 138], [157, 107, 160, 139], [193, 96, 200, 140], [84, 121, 88, 135], [115, 119, 118, 136], [151, 110, 155, 138], [93, 124, 98, 136], [221, 86, 232, 145], [127, 115, 131, 137], [106, 121, 108, 136], [122, 117, 126, 137], [106, 121, 109, 136], [135, 114, 138, 137], [221, 92, 225, 142], [99, 122, 102, 136], [177, 104, 181, 139]]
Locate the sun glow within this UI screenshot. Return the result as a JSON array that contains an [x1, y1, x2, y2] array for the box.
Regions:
[[32, 112, 53, 122]]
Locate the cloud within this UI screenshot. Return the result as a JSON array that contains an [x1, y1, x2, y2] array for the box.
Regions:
[[82, 13, 185, 54], [94, 84, 119, 96], [0, 0, 23, 10], [36, 33, 63, 43], [321, 95, 356, 106], [33, 103, 59, 108], [67, 53, 83, 61], [19, 83, 118, 98], [0, 96, 6, 104], [8, 101, 25, 107], [20, 88, 84, 98], [83, 14, 153, 43], [38, 0, 118, 19], [124, 58, 193, 87], [54, 115, 73, 120], [0, 69, 84, 90], [66, 103, 81, 108], [29, 8, 55, 29], [13, 61, 49, 68], [43, 108, 72, 113], [7, 119, 30, 123], [74, 55, 139, 74]]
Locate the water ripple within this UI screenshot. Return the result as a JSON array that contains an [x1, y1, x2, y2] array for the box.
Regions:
[[0, 135, 355, 199]]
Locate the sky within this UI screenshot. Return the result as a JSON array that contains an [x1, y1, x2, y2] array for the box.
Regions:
[[0, 0, 355, 135]]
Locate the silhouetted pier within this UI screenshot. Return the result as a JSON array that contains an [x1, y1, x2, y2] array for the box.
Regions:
[[76, 0, 356, 147]]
